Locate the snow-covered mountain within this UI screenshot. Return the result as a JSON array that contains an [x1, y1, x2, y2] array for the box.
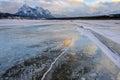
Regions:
[[15, 4, 53, 18]]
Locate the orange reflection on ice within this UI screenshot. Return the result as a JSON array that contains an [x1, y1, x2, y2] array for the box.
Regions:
[[63, 38, 73, 48]]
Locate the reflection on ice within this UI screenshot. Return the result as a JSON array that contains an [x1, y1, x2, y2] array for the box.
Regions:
[[95, 51, 119, 80], [63, 37, 75, 48], [63, 38, 72, 48], [83, 43, 98, 56]]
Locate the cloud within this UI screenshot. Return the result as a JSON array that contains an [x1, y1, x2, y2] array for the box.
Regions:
[[112, 0, 120, 2], [0, 1, 23, 13], [90, 2, 120, 15], [27, 0, 33, 2], [0, 0, 120, 17], [63, 1, 120, 16], [67, 0, 84, 3]]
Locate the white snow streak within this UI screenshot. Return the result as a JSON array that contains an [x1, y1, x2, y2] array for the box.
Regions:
[[77, 28, 120, 69], [41, 48, 69, 80]]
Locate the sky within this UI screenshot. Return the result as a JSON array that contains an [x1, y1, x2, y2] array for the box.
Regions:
[[0, 0, 120, 17]]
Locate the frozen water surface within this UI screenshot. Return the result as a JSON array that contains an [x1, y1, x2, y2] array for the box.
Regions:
[[0, 20, 120, 80]]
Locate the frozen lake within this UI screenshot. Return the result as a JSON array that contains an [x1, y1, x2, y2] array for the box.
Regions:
[[0, 20, 120, 80]]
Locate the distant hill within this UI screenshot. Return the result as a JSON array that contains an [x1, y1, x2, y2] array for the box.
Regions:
[[109, 14, 120, 17], [48, 14, 120, 20], [0, 4, 53, 19]]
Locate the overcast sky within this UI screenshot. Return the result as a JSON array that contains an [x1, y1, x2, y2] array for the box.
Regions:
[[0, 0, 120, 17]]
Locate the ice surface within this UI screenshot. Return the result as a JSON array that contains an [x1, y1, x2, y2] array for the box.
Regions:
[[0, 19, 120, 80], [1, 19, 119, 44], [74, 20, 120, 44], [77, 28, 120, 68]]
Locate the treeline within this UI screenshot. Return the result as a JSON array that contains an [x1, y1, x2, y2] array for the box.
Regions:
[[0, 13, 44, 19], [47, 14, 120, 20], [0, 12, 120, 20]]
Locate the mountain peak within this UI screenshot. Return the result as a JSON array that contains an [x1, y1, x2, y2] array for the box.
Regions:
[[22, 4, 29, 7], [16, 4, 53, 18], [20, 4, 31, 10]]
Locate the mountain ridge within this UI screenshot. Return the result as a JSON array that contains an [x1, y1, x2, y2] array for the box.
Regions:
[[15, 4, 53, 18], [0, 4, 53, 19]]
